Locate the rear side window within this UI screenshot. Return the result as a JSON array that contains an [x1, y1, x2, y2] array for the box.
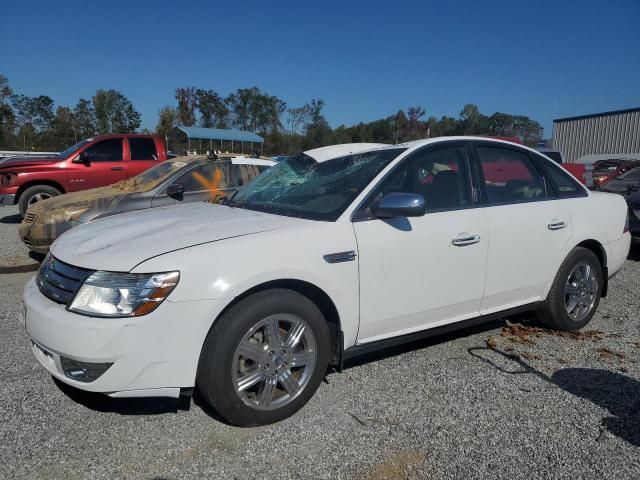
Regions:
[[129, 138, 158, 160], [477, 146, 546, 204], [83, 139, 123, 162], [534, 153, 585, 197]]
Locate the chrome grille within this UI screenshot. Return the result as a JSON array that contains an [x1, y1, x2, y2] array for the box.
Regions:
[[23, 212, 37, 224], [36, 255, 93, 305]]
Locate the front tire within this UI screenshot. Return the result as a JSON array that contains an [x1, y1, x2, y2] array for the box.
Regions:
[[18, 185, 61, 217], [540, 247, 603, 330], [196, 289, 330, 427]]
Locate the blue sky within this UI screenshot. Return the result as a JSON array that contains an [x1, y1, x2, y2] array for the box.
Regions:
[[2, 0, 639, 137]]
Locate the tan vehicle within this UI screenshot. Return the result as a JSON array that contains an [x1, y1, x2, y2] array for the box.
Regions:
[[19, 155, 275, 254]]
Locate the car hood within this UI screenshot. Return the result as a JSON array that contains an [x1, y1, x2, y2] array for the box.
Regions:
[[0, 155, 60, 170], [602, 179, 633, 194], [26, 184, 138, 224], [51, 202, 305, 271]]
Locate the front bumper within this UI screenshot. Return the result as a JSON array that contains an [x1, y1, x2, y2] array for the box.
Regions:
[[23, 277, 225, 398], [0, 193, 15, 206], [18, 220, 70, 253]]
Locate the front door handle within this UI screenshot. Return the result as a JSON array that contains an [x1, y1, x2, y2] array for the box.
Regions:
[[452, 234, 481, 247], [111, 166, 124, 171], [548, 220, 566, 230]]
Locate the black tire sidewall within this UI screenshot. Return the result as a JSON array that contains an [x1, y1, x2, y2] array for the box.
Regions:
[[197, 289, 330, 427], [546, 247, 603, 330], [18, 185, 61, 216]]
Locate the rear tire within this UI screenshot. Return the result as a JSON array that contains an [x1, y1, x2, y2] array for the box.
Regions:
[[539, 247, 603, 330], [18, 185, 61, 217], [196, 289, 330, 427]]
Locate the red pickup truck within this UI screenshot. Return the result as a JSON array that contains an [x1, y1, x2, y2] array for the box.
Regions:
[[0, 134, 168, 216]]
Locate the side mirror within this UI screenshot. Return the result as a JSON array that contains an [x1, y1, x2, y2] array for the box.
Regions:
[[371, 192, 426, 218], [166, 183, 184, 201]]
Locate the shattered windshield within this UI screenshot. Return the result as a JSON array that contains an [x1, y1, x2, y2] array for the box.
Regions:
[[229, 148, 406, 221]]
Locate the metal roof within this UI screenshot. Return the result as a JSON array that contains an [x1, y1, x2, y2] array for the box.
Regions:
[[172, 126, 263, 143], [553, 107, 640, 123]]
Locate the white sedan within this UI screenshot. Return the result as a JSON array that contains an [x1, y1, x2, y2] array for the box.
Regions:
[[23, 138, 631, 426]]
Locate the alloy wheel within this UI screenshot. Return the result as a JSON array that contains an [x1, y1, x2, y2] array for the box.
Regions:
[[231, 313, 317, 411], [564, 262, 598, 322]]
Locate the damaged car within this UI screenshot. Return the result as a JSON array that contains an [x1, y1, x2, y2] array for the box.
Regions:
[[22, 138, 630, 427], [19, 155, 275, 254]]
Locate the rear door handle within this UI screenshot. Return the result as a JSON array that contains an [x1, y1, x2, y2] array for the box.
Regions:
[[452, 234, 481, 247], [548, 220, 566, 230], [111, 166, 124, 171]]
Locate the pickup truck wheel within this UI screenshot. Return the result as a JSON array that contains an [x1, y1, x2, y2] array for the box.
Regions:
[[18, 185, 61, 217], [197, 289, 330, 427], [540, 247, 603, 330]]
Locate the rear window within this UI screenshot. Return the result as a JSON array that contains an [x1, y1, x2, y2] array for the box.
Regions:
[[129, 138, 158, 160]]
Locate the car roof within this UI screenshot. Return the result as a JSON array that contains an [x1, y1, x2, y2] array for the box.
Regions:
[[302, 137, 539, 163]]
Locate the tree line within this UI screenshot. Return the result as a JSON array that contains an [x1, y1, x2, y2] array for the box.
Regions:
[[0, 73, 544, 154]]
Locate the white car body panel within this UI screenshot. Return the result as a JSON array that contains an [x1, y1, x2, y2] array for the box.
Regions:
[[354, 209, 488, 343], [24, 138, 631, 399]]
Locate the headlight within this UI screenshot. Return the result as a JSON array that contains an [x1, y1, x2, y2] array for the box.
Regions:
[[69, 271, 179, 317]]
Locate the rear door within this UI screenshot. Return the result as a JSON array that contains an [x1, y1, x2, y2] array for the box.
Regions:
[[66, 138, 126, 191], [473, 143, 573, 314], [126, 137, 160, 178]]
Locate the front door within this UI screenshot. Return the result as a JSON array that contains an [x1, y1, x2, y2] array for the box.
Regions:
[[473, 143, 573, 313], [354, 144, 488, 343], [67, 138, 126, 191]]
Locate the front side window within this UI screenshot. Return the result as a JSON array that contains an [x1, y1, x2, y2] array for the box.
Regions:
[[367, 146, 471, 211], [229, 148, 406, 221], [83, 139, 123, 162], [176, 163, 229, 193], [227, 164, 268, 188], [129, 138, 158, 160], [477, 146, 546, 204]]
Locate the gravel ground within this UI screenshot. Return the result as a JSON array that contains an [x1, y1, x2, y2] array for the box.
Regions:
[[1, 203, 639, 479]]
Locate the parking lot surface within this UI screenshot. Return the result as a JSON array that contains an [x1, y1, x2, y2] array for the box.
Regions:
[[1, 204, 639, 479]]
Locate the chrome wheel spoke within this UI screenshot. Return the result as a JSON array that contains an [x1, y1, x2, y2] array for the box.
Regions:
[[236, 369, 264, 392], [565, 284, 579, 295], [566, 296, 579, 314], [288, 350, 314, 367], [257, 376, 277, 408], [264, 318, 283, 348], [284, 322, 305, 350], [238, 340, 267, 363], [278, 369, 300, 395]]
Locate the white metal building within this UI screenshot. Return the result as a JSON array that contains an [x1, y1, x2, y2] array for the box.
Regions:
[[552, 107, 640, 163]]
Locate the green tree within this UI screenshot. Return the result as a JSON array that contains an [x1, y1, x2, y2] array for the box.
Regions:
[[51, 106, 77, 149], [73, 98, 96, 138], [195, 89, 228, 128], [0, 74, 16, 149], [93, 89, 141, 133], [155, 106, 178, 139], [175, 87, 196, 126]]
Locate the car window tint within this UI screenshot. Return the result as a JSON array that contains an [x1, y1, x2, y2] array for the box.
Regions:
[[227, 164, 266, 188], [83, 139, 123, 162], [176, 163, 229, 193], [374, 146, 470, 211], [129, 138, 158, 160], [619, 167, 640, 180], [477, 147, 546, 203], [535, 153, 583, 197]]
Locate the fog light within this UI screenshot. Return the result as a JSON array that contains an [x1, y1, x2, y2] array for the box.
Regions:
[[60, 356, 113, 383]]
